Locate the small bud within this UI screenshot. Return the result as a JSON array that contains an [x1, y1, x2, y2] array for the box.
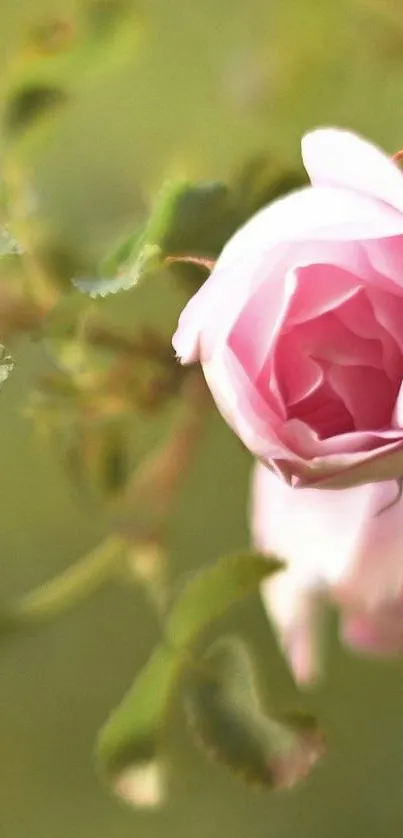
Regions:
[[113, 761, 165, 809]]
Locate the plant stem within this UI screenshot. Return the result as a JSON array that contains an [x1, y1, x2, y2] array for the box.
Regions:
[[4, 535, 126, 629]]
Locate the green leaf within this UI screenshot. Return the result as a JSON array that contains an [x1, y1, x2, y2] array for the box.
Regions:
[[33, 238, 91, 293], [184, 636, 324, 789], [167, 552, 284, 650], [99, 226, 146, 276], [74, 179, 239, 297], [96, 552, 283, 802], [97, 643, 181, 778], [154, 180, 240, 259], [152, 179, 239, 287], [72, 244, 161, 298], [233, 153, 307, 220]]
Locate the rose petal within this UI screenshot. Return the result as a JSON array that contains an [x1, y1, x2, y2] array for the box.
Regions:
[[287, 311, 385, 369], [251, 464, 379, 586], [335, 288, 378, 339], [336, 289, 403, 381], [327, 365, 395, 430], [272, 342, 324, 408], [392, 381, 403, 428], [294, 391, 354, 439], [367, 285, 403, 351], [262, 572, 323, 684], [173, 187, 403, 366], [204, 345, 289, 460], [285, 263, 361, 327], [290, 438, 403, 488], [252, 465, 403, 676], [227, 268, 294, 387], [302, 128, 403, 213], [362, 235, 403, 294], [335, 482, 403, 609]]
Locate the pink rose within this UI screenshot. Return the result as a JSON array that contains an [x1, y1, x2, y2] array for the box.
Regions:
[[173, 129, 403, 489], [251, 463, 403, 682]]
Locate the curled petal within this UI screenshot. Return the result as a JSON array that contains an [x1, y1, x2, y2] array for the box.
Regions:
[[302, 128, 403, 212]]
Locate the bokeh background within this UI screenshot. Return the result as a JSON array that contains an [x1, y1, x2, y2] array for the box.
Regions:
[[1, 0, 403, 835]]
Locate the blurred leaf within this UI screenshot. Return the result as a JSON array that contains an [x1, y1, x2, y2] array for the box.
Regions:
[[34, 238, 92, 293], [124, 541, 168, 614], [167, 552, 284, 650], [185, 636, 324, 789], [97, 420, 130, 496], [154, 179, 239, 287], [2, 0, 143, 142], [96, 553, 283, 799], [66, 418, 131, 501], [97, 643, 181, 779], [3, 85, 68, 137], [154, 180, 240, 258], [75, 180, 240, 297], [76, 168, 307, 302], [185, 636, 274, 786], [0, 346, 14, 387], [0, 226, 24, 256], [73, 244, 161, 298], [0, 535, 126, 637], [100, 226, 146, 276], [41, 291, 93, 373], [233, 153, 307, 220]]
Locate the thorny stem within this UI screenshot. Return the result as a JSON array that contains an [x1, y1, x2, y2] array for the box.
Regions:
[[118, 371, 210, 541], [165, 254, 216, 272], [116, 372, 211, 614], [0, 373, 210, 636]]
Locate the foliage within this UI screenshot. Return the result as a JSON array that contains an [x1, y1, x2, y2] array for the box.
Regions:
[[0, 0, 325, 813]]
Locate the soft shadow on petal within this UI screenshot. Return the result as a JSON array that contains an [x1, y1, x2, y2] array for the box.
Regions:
[[327, 365, 395, 431]]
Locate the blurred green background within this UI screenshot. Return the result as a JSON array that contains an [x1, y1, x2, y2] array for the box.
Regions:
[[2, 0, 403, 835]]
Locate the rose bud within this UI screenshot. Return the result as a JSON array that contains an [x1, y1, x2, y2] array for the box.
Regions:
[[173, 129, 403, 489]]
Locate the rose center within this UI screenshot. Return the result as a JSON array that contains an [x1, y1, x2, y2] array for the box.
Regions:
[[271, 284, 403, 439]]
